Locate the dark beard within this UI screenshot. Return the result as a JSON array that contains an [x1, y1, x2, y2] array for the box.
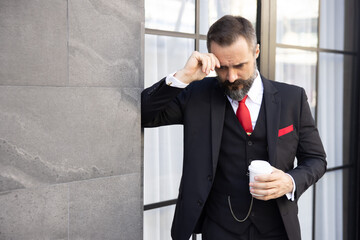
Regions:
[[219, 67, 257, 101]]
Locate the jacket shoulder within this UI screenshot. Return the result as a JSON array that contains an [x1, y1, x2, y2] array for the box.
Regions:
[[187, 77, 219, 90], [263, 78, 306, 97]]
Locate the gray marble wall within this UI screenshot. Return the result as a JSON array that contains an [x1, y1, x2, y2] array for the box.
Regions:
[[0, 0, 143, 239]]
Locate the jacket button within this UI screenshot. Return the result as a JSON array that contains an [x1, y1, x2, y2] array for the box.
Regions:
[[197, 200, 203, 207], [207, 175, 213, 182], [248, 141, 253, 146]]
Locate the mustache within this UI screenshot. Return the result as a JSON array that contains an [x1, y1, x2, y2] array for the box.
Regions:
[[221, 78, 248, 89]]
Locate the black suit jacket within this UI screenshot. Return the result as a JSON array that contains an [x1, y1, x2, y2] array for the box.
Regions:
[[141, 76, 327, 240]]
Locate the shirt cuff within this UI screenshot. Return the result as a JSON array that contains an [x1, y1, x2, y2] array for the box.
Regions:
[[285, 173, 296, 201], [165, 72, 189, 88]]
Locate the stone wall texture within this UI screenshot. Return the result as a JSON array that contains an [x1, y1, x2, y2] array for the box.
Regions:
[[0, 0, 143, 239]]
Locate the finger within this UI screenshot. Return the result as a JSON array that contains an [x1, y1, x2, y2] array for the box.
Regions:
[[198, 55, 209, 74], [251, 188, 278, 200], [188, 51, 204, 70], [204, 56, 212, 74], [214, 56, 221, 68], [208, 53, 220, 68], [208, 54, 216, 71], [255, 168, 284, 181], [208, 53, 220, 70], [250, 181, 271, 190], [254, 173, 276, 182]]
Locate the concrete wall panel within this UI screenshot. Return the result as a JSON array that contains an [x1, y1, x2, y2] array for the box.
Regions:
[[0, 184, 68, 240], [0, 86, 140, 191], [0, 0, 68, 86], [69, 0, 142, 87], [0, 0, 143, 238], [69, 174, 142, 240]]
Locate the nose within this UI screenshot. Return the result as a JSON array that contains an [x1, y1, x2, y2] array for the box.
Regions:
[[226, 68, 237, 83]]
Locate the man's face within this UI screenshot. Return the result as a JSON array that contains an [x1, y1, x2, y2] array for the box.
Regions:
[[210, 37, 260, 101]]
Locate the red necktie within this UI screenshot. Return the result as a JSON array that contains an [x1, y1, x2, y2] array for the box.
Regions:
[[236, 95, 252, 135]]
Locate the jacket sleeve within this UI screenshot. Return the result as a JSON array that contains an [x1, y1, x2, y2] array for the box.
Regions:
[[141, 78, 189, 128], [288, 88, 327, 199]]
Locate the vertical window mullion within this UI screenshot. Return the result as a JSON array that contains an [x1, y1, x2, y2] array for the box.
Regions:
[[193, 2, 199, 240], [313, 0, 321, 238], [195, 0, 200, 51]]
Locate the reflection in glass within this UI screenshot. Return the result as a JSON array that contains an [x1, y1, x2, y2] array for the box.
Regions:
[[298, 186, 313, 240], [316, 170, 348, 240], [144, 35, 194, 205], [275, 48, 317, 116], [145, 35, 194, 88], [199, 0, 257, 35], [144, 125, 183, 205], [199, 39, 207, 53], [317, 53, 353, 168], [145, 0, 195, 33], [277, 0, 319, 47], [144, 205, 175, 240], [319, 0, 356, 51]]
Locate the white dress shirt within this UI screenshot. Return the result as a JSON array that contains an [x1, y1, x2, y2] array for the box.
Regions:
[[165, 72, 296, 200]]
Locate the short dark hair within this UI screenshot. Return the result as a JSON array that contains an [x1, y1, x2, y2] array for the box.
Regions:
[[207, 15, 257, 53]]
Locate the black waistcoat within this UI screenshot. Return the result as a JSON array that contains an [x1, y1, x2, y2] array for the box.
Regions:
[[205, 99, 284, 235]]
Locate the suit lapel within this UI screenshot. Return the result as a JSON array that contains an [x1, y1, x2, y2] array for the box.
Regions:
[[211, 82, 226, 176], [262, 77, 281, 167]]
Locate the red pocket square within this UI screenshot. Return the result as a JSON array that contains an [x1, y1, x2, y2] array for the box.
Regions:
[[278, 125, 294, 137]]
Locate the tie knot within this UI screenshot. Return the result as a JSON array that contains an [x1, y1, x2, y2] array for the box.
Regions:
[[239, 95, 248, 104]]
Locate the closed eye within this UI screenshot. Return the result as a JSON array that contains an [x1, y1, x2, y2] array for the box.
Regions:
[[217, 65, 228, 70], [234, 63, 244, 69]]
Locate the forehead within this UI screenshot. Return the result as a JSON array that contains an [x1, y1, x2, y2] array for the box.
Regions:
[[210, 37, 253, 65]]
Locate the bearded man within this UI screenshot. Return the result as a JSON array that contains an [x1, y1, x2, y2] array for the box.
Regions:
[[142, 15, 326, 240]]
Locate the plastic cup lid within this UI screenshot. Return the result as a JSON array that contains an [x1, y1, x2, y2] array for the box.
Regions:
[[248, 160, 272, 173]]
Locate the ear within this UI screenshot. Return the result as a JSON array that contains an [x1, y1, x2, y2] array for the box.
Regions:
[[255, 44, 260, 59]]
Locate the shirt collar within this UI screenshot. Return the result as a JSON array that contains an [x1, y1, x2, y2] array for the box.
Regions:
[[247, 70, 263, 105]]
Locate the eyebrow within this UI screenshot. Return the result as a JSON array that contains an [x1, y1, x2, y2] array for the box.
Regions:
[[219, 61, 248, 68], [234, 63, 245, 67]]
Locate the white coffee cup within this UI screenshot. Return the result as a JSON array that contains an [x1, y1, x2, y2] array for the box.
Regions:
[[248, 160, 273, 196]]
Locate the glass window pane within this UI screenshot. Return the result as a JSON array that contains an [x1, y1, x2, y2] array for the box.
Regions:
[[275, 48, 317, 116], [145, 34, 194, 87], [298, 186, 313, 240], [319, 0, 357, 51], [144, 126, 183, 204], [145, 0, 195, 33], [144, 205, 175, 240], [199, 0, 257, 35], [277, 0, 319, 47], [144, 35, 194, 204], [317, 53, 354, 168], [199, 39, 207, 53], [315, 169, 349, 240]]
